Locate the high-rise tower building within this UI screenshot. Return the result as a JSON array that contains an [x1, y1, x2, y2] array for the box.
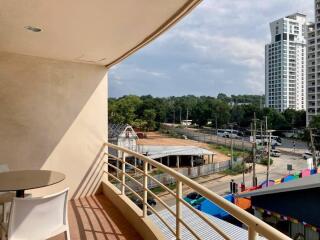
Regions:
[[306, 1, 320, 124], [265, 13, 307, 112]]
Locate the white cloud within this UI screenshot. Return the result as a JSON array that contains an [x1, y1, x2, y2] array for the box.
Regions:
[[109, 0, 313, 97]]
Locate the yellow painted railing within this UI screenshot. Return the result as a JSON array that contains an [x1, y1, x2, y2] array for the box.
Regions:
[[103, 142, 291, 240]]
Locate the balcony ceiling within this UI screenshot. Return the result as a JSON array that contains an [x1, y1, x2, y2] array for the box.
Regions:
[[0, 0, 201, 67]]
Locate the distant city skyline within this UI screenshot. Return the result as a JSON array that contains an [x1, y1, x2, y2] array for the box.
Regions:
[[109, 0, 314, 98]]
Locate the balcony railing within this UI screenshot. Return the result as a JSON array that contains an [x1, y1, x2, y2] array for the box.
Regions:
[[102, 142, 291, 240]]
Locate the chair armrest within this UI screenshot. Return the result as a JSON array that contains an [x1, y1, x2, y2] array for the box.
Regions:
[[0, 193, 15, 204]]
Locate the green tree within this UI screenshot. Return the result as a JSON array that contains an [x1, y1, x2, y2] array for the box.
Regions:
[[108, 95, 142, 125], [217, 93, 230, 103], [143, 109, 157, 131], [283, 109, 306, 129], [309, 115, 320, 129], [108, 94, 304, 132], [262, 108, 289, 130], [306, 116, 320, 151]]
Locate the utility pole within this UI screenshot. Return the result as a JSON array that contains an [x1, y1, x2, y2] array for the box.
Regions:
[[260, 120, 264, 156], [252, 112, 257, 187], [186, 108, 189, 121], [179, 107, 182, 124], [250, 121, 253, 173], [265, 116, 268, 147], [230, 124, 234, 168], [309, 128, 317, 168], [215, 115, 218, 135], [242, 137, 245, 187], [266, 130, 272, 187]]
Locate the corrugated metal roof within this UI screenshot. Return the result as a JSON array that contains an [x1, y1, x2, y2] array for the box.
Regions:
[[238, 174, 320, 198], [150, 205, 265, 240], [138, 145, 215, 159]]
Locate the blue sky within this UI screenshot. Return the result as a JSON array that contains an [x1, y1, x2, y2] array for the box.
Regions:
[[109, 0, 313, 98]]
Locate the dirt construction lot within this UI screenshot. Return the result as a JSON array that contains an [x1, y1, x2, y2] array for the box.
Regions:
[[137, 132, 229, 162]]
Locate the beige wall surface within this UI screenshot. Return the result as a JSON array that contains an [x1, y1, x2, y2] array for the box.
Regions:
[[0, 52, 108, 198]]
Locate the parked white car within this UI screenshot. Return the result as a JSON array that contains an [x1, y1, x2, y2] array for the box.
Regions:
[[302, 152, 320, 160], [270, 150, 281, 157]]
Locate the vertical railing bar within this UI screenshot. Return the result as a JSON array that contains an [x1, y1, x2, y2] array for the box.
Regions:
[[134, 157, 137, 176], [105, 150, 109, 182], [116, 151, 120, 178], [143, 161, 148, 217], [121, 152, 126, 195], [176, 180, 182, 239], [248, 227, 258, 240]]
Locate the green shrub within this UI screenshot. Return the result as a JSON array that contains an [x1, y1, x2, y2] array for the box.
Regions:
[[260, 157, 273, 166], [223, 164, 245, 175]]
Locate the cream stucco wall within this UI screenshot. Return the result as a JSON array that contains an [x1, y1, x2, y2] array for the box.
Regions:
[[0, 52, 108, 198]]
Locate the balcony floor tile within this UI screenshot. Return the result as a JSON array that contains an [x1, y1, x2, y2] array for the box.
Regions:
[[50, 194, 142, 240]]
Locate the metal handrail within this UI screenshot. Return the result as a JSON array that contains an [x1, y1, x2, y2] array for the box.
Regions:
[[104, 142, 291, 240]]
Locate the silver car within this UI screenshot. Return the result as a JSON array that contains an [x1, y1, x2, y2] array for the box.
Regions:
[[270, 150, 281, 157]]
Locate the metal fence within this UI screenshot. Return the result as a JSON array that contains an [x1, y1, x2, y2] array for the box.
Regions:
[[162, 125, 253, 151]]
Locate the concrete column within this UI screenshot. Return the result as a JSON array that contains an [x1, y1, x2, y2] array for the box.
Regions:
[[176, 156, 180, 168], [167, 156, 170, 166], [160, 157, 163, 164], [191, 156, 194, 168], [134, 157, 137, 175]]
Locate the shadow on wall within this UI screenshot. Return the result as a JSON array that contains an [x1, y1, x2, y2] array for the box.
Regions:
[[72, 143, 107, 199], [0, 52, 107, 197]]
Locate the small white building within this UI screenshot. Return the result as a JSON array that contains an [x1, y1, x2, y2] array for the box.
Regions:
[[137, 145, 215, 168], [108, 123, 138, 157]]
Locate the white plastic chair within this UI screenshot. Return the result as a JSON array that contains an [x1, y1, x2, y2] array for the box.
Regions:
[[0, 164, 14, 224], [1, 188, 70, 240]]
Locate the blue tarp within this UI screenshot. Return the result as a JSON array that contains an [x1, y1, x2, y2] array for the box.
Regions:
[[197, 194, 234, 219], [311, 169, 317, 175], [283, 175, 295, 182]]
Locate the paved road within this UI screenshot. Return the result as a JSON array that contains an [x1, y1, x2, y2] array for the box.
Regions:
[[278, 138, 309, 155], [171, 127, 310, 156], [174, 127, 253, 150], [155, 152, 307, 211]]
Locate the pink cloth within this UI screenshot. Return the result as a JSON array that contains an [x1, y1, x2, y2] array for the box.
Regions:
[[301, 169, 310, 177]]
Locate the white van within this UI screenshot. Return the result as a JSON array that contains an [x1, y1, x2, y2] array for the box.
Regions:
[[255, 135, 281, 146], [217, 129, 240, 139]]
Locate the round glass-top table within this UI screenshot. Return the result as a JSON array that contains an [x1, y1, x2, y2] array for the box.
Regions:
[[0, 170, 65, 197]]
